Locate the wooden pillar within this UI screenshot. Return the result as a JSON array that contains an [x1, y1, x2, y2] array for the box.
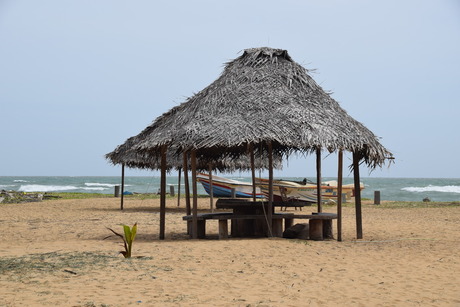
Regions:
[[353, 152, 363, 239], [159, 146, 167, 240], [268, 142, 273, 235], [337, 150, 343, 242], [120, 163, 125, 210], [177, 167, 181, 207], [208, 163, 214, 212], [316, 147, 322, 213], [191, 149, 198, 239], [183, 152, 191, 216], [249, 143, 257, 202]]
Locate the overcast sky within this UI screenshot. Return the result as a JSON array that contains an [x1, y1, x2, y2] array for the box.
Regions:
[[1, 0, 459, 178]]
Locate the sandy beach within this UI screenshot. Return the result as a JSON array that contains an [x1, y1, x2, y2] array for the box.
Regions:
[[0, 197, 459, 306]]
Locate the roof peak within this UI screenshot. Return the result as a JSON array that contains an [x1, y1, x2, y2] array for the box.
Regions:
[[239, 47, 293, 64]]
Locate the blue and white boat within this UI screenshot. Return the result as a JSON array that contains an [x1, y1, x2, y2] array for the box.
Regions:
[[197, 173, 264, 198]]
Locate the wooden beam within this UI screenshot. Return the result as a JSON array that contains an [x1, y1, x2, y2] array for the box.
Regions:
[[337, 150, 343, 242], [353, 151, 363, 239], [268, 141, 273, 235], [182, 152, 191, 216], [159, 145, 167, 240], [208, 163, 214, 213], [249, 143, 257, 202], [191, 149, 198, 239], [120, 163, 125, 211], [177, 167, 181, 207], [316, 147, 322, 213]]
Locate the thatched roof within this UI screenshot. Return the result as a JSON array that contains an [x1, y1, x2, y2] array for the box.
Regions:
[[125, 48, 392, 167], [108, 47, 392, 169]]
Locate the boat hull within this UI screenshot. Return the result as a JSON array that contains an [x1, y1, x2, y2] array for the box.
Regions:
[[255, 178, 364, 203], [197, 174, 264, 198]]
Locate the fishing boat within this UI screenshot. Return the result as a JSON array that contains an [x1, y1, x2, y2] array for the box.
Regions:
[[196, 173, 264, 198], [255, 178, 364, 203]]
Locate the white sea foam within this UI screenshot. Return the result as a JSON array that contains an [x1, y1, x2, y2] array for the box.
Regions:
[[14, 180, 28, 183], [83, 187, 106, 191], [18, 185, 78, 192], [85, 183, 117, 187], [402, 185, 460, 194]]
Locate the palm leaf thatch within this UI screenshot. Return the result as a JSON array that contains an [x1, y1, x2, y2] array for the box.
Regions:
[[122, 47, 392, 169]]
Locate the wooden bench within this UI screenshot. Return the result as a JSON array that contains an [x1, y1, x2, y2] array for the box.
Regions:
[[284, 213, 338, 240], [183, 212, 294, 239]]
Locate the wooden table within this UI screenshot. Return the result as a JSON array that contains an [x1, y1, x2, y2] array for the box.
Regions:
[[215, 199, 305, 237]]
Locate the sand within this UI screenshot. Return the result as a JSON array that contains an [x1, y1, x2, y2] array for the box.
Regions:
[[0, 197, 459, 307]]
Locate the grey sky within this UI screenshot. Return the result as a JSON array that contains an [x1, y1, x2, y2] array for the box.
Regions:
[[1, 0, 459, 178]]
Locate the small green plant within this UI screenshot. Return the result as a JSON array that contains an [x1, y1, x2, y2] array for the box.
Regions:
[[105, 223, 137, 258]]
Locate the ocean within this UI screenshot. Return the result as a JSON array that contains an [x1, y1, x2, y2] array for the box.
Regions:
[[1, 176, 459, 202]]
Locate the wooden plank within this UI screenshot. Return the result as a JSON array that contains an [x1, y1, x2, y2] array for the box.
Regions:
[[290, 214, 338, 220]]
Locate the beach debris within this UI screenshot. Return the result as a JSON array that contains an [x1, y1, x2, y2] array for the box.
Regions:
[[104, 223, 138, 258], [63, 269, 77, 275], [0, 190, 43, 204], [283, 223, 309, 240], [423, 197, 431, 202]]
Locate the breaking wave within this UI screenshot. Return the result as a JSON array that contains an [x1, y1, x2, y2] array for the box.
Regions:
[[18, 185, 79, 192], [401, 185, 460, 194], [85, 183, 117, 187]]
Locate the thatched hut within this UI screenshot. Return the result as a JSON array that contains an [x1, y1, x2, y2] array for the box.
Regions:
[[107, 47, 393, 240]]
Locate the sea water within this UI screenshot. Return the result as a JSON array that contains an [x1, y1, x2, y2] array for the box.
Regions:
[[0, 176, 459, 202]]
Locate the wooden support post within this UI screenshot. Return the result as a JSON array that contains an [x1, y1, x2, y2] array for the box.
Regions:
[[353, 152, 363, 239], [249, 143, 257, 202], [316, 147, 322, 213], [309, 219, 323, 241], [272, 219, 283, 237], [323, 220, 334, 239], [285, 218, 294, 230], [231, 188, 236, 198], [208, 164, 214, 212], [159, 146, 167, 240], [268, 141, 273, 235], [337, 150, 343, 242], [374, 191, 381, 205], [177, 167, 181, 207], [218, 220, 228, 239], [183, 152, 191, 216], [191, 149, 198, 239], [120, 163, 125, 210]]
